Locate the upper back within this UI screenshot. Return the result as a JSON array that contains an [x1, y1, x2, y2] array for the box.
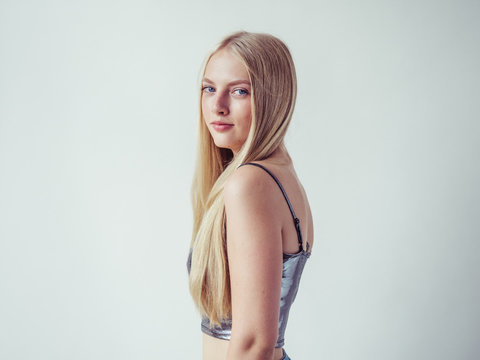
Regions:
[[234, 159, 314, 255], [188, 158, 313, 348]]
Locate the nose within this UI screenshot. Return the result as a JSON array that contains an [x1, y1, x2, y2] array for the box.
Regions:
[[212, 92, 229, 115]]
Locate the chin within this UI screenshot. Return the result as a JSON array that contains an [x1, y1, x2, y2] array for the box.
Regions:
[[214, 141, 243, 154], [213, 142, 233, 151], [210, 135, 245, 153], [212, 137, 231, 149]]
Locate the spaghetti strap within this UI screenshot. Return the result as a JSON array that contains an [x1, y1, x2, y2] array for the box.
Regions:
[[238, 162, 304, 251]]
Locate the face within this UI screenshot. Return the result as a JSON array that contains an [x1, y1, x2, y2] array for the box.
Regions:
[[201, 48, 252, 155]]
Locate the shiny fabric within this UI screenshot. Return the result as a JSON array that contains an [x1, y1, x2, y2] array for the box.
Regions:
[[187, 245, 310, 348], [186, 162, 311, 349], [281, 348, 292, 360]]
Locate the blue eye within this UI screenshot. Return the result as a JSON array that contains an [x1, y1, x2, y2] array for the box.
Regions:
[[233, 88, 249, 96], [202, 86, 215, 93]]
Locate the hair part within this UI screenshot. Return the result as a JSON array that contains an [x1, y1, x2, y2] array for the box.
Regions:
[[188, 31, 297, 326]]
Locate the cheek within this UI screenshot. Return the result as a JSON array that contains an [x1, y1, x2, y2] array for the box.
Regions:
[[201, 98, 215, 136], [243, 103, 252, 128], [201, 93, 215, 112], [201, 97, 208, 119]]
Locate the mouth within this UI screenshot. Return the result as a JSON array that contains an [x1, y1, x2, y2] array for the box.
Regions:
[[211, 121, 234, 132]]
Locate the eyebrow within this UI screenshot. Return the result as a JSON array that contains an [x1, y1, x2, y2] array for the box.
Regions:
[[202, 77, 251, 86]]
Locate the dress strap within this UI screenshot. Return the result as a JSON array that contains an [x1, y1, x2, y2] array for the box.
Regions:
[[238, 162, 304, 251]]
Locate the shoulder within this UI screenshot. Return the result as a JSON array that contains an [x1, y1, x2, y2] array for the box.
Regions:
[[224, 163, 283, 229], [223, 167, 284, 350], [224, 163, 276, 203]]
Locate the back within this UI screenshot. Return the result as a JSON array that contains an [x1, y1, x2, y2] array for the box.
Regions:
[[187, 160, 313, 349], [241, 160, 314, 255]]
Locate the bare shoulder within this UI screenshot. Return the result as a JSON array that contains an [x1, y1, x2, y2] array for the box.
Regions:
[[223, 163, 284, 232], [224, 164, 276, 202], [223, 164, 285, 351]]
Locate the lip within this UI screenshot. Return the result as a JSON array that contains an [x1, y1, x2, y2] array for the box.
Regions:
[[211, 121, 234, 132]]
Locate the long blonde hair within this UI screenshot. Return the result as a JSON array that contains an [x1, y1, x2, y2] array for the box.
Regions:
[[188, 31, 297, 326]]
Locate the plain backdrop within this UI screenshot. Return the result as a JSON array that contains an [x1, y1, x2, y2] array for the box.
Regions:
[[0, 0, 479, 359]]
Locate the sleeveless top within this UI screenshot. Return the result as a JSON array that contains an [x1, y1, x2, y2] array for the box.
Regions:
[[186, 162, 311, 348]]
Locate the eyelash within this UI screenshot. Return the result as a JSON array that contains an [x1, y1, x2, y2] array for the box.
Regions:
[[233, 88, 249, 96], [201, 86, 249, 96], [202, 86, 215, 93]]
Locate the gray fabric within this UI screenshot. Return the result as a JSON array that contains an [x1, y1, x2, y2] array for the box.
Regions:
[[186, 162, 311, 349], [188, 247, 310, 348], [281, 348, 292, 360]]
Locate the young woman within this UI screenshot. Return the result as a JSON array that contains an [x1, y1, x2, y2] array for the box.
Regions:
[[187, 31, 314, 360]]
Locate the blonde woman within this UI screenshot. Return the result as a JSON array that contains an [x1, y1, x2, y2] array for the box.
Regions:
[[187, 31, 314, 360]]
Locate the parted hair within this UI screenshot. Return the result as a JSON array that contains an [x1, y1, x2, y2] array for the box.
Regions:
[[188, 31, 297, 326]]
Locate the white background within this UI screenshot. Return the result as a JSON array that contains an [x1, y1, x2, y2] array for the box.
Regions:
[[0, 0, 479, 359]]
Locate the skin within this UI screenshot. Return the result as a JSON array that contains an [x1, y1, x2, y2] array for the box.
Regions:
[[200, 48, 314, 360], [202, 48, 252, 155]]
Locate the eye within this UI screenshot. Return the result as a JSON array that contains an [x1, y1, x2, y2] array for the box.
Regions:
[[233, 88, 249, 96], [202, 86, 215, 93]]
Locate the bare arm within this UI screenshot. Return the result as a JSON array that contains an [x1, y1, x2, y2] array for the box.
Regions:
[[224, 166, 283, 360]]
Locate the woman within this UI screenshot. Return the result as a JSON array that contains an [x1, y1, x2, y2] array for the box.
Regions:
[[187, 31, 313, 360]]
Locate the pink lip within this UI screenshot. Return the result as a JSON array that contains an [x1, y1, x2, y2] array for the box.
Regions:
[[211, 121, 234, 132]]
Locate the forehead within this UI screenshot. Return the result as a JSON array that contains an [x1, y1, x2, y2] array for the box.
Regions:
[[203, 48, 250, 83]]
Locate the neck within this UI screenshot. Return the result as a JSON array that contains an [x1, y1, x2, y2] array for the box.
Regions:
[[265, 143, 292, 165], [231, 142, 292, 165]]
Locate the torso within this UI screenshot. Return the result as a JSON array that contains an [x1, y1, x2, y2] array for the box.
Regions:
[[202, 149, 314, 359], [203, 333, 286, 360]]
